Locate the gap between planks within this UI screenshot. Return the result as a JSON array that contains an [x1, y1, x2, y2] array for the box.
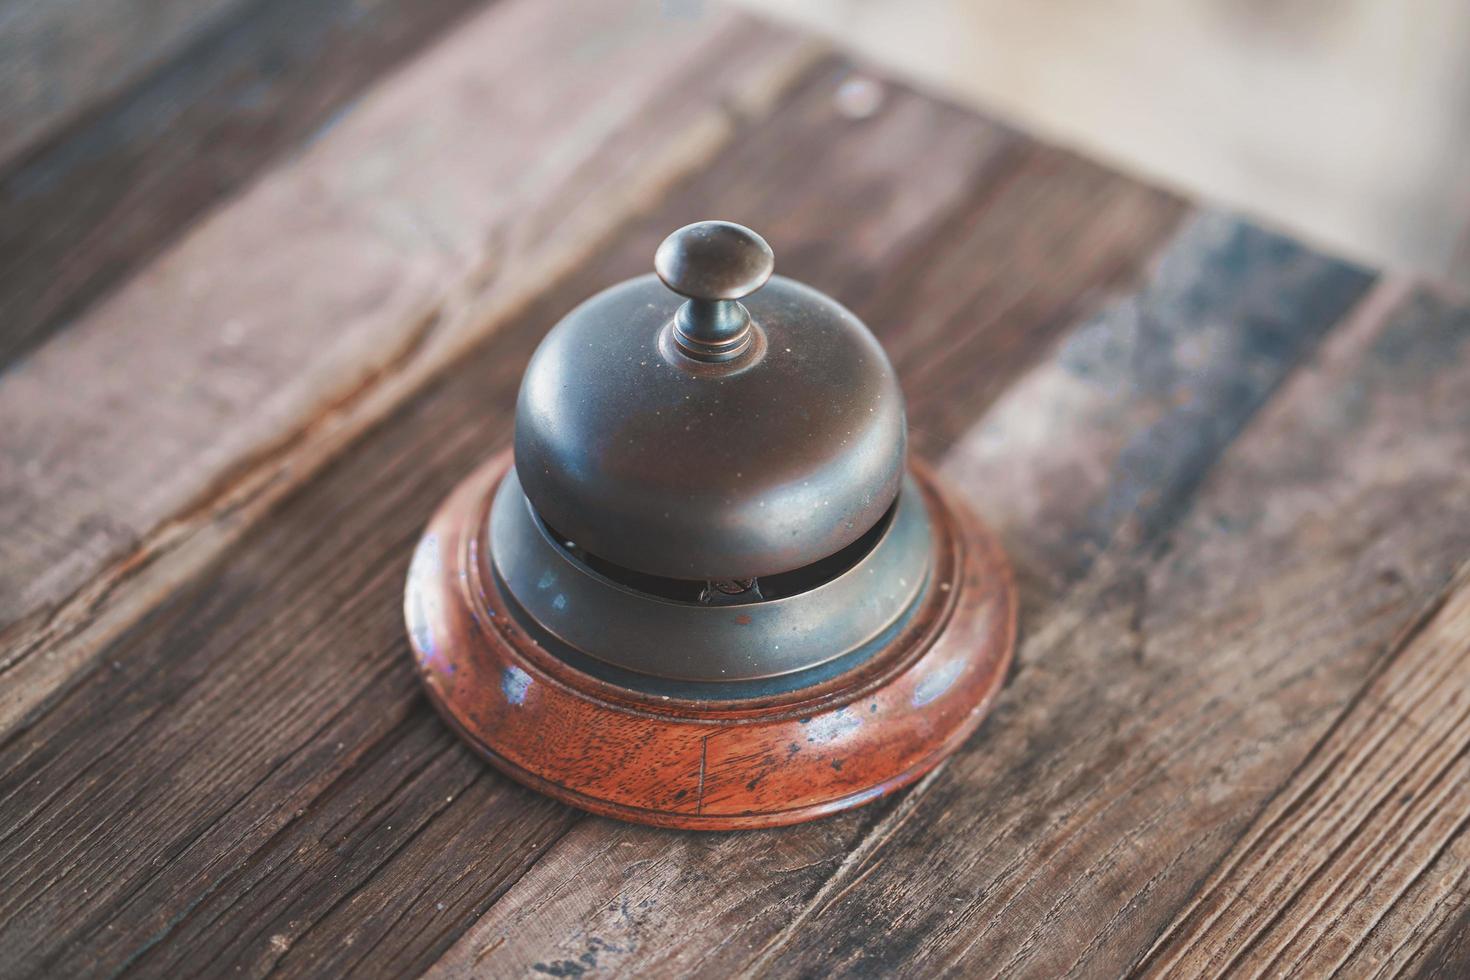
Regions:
[[1137, 559, 1470, 979], [0, 0, 504, 367], [0, 56, 1043, 978], [746, 277, 1399, 980], [0, 9, 823, 737], [422, 213, 1385, 977]]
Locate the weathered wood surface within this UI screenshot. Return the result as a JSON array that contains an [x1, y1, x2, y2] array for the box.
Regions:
[[0, 0, 498, 367], [0, 0, 249, 165], [0, 1, 817, 732], [1142, 559, 1470, 977], [424, 215, 1391, 979], [3, 1, 1470, 977]]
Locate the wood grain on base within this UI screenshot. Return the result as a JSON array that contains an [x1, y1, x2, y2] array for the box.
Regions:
[[407, 454, 1015, 829], [0, 0, 251, 165]]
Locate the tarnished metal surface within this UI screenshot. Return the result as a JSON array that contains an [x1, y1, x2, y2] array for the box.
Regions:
[[655, 220, 774, 361], [514, 221, 907, 581], [488, 466, 933, 683], [654, 220, 774, 302]]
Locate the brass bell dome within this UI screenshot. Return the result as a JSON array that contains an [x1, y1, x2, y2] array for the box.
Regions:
[[513, 220, 907, 583]]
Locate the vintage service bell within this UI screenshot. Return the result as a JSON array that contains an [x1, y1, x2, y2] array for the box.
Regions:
[[405, 221, 1016, 829]]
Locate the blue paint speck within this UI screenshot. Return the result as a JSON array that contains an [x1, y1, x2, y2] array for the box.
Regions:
[[537, 571, 557, 590], [552, 594, 567, 611], [502, 666, 532, 705]]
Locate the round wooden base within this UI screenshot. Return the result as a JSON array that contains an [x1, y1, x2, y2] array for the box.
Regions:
[[404, 451, 1016, 829]]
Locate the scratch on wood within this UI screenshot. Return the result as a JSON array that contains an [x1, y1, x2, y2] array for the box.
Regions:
[[813, 857, 886, 920], [1137, 559, 1470, 976], [1136, 560, 1470, 978], [475, 936, 506, 964], [0, 25, 826, 741], [697, 735, 708, 815], [741, 760, 952, 975], [0, 298, 447, 681]]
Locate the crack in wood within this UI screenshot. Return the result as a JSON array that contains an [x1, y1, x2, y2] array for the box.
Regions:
[[0, 20, 824, 739], [1138, 560, 1470, 978]]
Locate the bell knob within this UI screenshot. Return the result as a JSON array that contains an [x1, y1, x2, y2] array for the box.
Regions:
[[654, 221, 775, 362]]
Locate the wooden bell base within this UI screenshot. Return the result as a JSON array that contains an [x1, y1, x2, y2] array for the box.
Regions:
[[404, 451, 1016, 830]]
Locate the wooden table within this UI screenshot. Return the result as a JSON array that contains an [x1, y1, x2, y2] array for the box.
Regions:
[[3, 2, 1468, 976]]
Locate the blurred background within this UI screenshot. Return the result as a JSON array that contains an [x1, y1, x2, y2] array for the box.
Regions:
[[732, 0, 1470, 283], [5, 0, 1469, 373]]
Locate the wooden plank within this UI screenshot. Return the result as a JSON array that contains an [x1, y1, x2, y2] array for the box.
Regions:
[[735, 276, 1470, 978], [0, 63, 1051, 978], [1140, 562, 1470, 978], [881, 140, 1198, 460], [942, 214, 1387, 611], [422, 216, 1374, 977], [1413, 899, 1470, 980], [0, 0, 249, 165], [1135, 289, 1470, 979], [0, 0, 819, 733], [0, 0, 497, 367], [14, 19, 1457, 977]]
